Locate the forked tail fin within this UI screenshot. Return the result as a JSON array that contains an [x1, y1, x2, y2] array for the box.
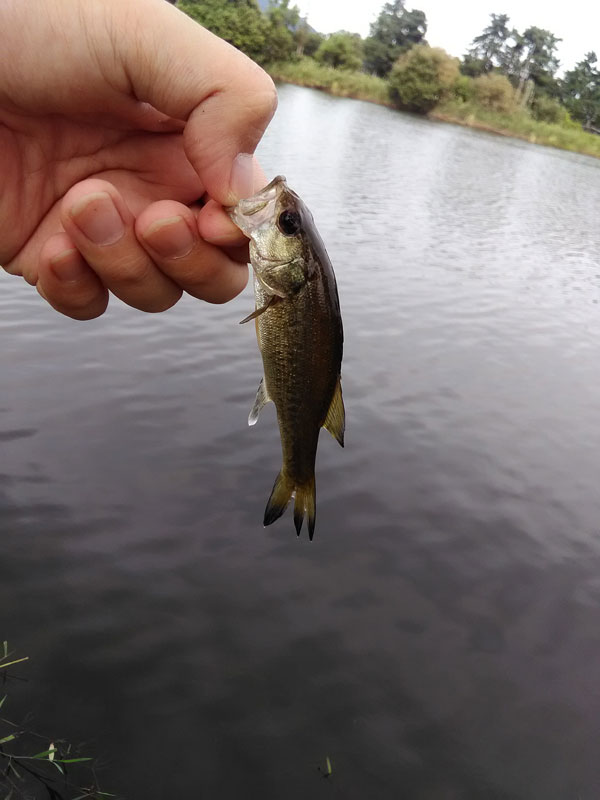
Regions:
[[293, 477, 316, 540], [263, 471, 294, 528], [263, 471, 316, 540]]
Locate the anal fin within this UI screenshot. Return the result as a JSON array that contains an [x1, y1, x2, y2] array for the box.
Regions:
[[323, 376, 345, 447], [248, 377, 271, 426]]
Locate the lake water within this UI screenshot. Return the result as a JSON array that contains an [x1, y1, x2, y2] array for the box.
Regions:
[[3, 83, 600, 799]]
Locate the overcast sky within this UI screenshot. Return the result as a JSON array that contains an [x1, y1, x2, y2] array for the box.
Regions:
[[295, 0, 599, 73]]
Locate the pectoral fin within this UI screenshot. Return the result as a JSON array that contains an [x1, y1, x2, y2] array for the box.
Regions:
[[323, 377, 345, 447], [248, 378, 271, 426], [239, 295, 279, 324]]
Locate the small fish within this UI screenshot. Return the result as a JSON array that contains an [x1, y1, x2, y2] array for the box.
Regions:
[[228, 176, 344, 539]]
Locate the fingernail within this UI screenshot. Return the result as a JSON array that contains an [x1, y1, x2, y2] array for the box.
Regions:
[[230, 153, 255, 201], [49, 249, 88, 282], [70, 192, 125, 245], [143, 216, 194, 258]]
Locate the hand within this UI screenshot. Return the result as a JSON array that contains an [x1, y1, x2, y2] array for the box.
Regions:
[[0, 0, 276, 319]]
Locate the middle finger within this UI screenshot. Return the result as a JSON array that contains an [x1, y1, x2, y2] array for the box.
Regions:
[[61, 179, 183, 312]]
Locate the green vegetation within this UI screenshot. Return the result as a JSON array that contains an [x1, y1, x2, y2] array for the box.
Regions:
[[363, 0, 427, 77], [432, 101, 600, 158], [0, 642, 113, 800], [471, 73, 517, 113], [562, 52, 600, 129], [178, 0, 304, 65], [389, 45, 459, 113], [315, 31, 363, 72], [267, 58, 390, 105], [178, 0, 600, 159]]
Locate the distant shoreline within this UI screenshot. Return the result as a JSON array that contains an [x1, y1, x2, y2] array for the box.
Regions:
[[267, 63, 600, 162]]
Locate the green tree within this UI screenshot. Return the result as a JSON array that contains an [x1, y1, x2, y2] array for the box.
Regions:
[[389, 45, 459, 112], [262, 0, 300, 62], [561, 52, 600, 128], [179, 0, 267, 63], [295, 20, 324, 58], [465, 13, 511, 74], [267, 0, 299, 30], [506, 26, 561, 95], [364, 1, 427, 77], [315, 31, 363, 71]]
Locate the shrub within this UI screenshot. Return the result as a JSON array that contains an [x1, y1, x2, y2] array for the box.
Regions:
[[453, 74, 475, 103], [531, 94, 574, 126], [315, 31, 363, 72], [389, 45, 460, 113], [472, 73, 516, 113]]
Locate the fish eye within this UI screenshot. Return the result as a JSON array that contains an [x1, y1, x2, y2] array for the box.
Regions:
[[277, 210, 301, 236]]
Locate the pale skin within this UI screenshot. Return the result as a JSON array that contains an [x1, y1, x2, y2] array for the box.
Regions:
[[0, 0, 277, 319]]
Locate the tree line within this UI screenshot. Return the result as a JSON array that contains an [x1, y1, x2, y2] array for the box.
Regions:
[[177, 0, 600, 130], [463, 13, 599, 129]]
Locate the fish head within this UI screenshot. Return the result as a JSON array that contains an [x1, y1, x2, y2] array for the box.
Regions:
[[228, 176, 314, 297]]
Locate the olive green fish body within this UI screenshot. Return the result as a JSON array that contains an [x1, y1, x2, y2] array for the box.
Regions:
[[229, 176, 344, 539]]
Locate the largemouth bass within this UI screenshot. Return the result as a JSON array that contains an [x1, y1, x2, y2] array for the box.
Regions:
[[228, 176, 344, 540]]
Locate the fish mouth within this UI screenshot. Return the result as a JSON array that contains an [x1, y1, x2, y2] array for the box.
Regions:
[[227, 175, 287, 236]]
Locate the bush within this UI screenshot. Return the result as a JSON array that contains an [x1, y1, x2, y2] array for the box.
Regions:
[[453, 74, 475, 103], [472, 73, 516, 113], [531, 93, 574, 126], [389, 45, 460, 113], [315, 31, 363, 72]]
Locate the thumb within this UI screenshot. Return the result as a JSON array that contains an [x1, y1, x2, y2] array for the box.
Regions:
[[114, 0, 277, 205], [1, 0, 276, 203]]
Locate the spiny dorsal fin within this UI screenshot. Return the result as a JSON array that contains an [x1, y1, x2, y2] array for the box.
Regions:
[[248, 378, 271, 426], [323, 376, 345, 447]]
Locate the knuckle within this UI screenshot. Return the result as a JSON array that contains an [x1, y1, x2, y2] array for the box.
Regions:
[[250, 80, 278, 126]]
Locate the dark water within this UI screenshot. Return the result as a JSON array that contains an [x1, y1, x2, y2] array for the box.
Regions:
[[3, 83, 600, 798]]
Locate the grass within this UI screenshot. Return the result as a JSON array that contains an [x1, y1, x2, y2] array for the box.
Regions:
[[0, 642, 114, 800], [432, 100, 600, 159], [267, 58, 600, 161], [266, 58, 391, 106]]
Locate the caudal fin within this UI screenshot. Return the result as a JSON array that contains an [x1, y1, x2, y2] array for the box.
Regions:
[[263, 471, 316, 540], [264, 471, 294, 528], [293, 477, 316, 540]]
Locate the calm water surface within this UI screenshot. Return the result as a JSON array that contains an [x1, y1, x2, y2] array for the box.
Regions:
[[3, 84, 600, 798]]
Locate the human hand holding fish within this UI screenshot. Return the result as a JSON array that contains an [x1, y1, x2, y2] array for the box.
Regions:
[[0, 0, 344, 537], [0, 0, 276, 319]]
